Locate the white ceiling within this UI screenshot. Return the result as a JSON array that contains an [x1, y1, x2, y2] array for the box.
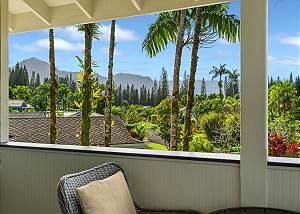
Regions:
[[8, 0, 229, 34]]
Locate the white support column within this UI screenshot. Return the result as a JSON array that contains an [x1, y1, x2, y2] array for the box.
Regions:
[[240, 0, 268, 207], [0, 0, 9, 143]]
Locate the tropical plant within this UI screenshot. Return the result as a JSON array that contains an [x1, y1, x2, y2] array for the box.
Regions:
[[77, 23, 100, 146], [268, 132, 299, 158], [209, 64, 230, 99], [183, 4, 240, 151], [193, 94, 224, 117], [269, 81, 298, 118], [154, 97, 172, 146], [11, 85, 31, 101], [228, 69, 239, 96], [143, 10, 188, 151], [57, 83, 71, 111], [169, 10, 188, 151], [213, 113, 240, 152], [126, 122, 156, 141], [30, 84, 50, 112], [269, 116, 300, 144], [189, 133, 214, 152], [199, 112, 225, 142], [182, 8, 202, 151], [224, 96, 240, 113], [49, 28, 57, 144], [104, 20, 116, 147]]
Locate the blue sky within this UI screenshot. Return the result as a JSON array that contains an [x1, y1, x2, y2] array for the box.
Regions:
[[8, 0, 300, 81]]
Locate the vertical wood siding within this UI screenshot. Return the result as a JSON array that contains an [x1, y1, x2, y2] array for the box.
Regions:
[[0, 148, 240, 214], [268, 166, 300, 211]]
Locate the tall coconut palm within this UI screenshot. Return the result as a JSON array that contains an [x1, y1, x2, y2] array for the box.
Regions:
[[210, 64, 230, 99], [143, 10, 187, 151], [182, 5, 240, 151], [169, 10, 187, 151], [228, 69, 240, 96], [78, 23, 100, 146], [49, 28, 57, 144], [182, 8, 201, 151], [104, 20, 116, 147]]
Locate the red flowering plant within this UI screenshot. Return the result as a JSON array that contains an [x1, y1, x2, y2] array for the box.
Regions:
[[268, 132, 300, 157]]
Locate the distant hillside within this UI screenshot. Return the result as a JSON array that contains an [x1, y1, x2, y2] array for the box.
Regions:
[[113, 73, 154, 89], [18, 57, 106, 84], [16, 57, 220, 94]]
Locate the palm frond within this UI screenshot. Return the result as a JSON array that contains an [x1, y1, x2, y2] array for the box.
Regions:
[[142, 12, 179, 57]]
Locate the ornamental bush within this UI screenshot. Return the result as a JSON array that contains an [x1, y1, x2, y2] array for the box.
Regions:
[[199, 112, 225, 142], [189, 133, 214, 152], [268, 132, 299, 157]]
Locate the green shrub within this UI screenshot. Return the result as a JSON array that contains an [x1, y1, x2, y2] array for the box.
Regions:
[[213, 113, 240, 152], [154, 98, 171, 144], [269, 116, 300, 144], [199, 112, 225, 142], [112, 105, 153, 124], [126, 122, 156, 141], [189, 133, 214, 152], [193, 95, 224, 117]]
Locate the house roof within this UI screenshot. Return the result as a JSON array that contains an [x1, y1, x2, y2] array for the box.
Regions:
[[9, 113, 143, 146], [7, 0, 227, 34], [9, 112, 46, 118], [9, 99, 26, 108]]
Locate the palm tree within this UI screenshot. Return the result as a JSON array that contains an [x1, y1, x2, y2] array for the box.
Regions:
[[49, 29, 57, 144], [169, 10, 187, 151], [143, 10, 187, 151], [210, 64, 230, 99], [228, 69, 240, 96], [78, 23, 100, 146], [104, 20, 116, 147], [182, 8, 201, 151], [182, 5, 240, 151]]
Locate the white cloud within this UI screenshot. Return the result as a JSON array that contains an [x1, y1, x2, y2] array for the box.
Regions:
[[268, 55, 300, 66], [55, 26, 84, 41], [13, 43, 40, 52], [278, 34, 300, 47], [44, 24, 138, 43], [100, 24, 138, 41], [35, 38, 84, 51], [14, 38, 84, 52], [100, 47, 124, 56]]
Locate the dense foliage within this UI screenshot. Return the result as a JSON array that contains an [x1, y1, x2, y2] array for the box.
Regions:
[[9, 59, 300, 157]]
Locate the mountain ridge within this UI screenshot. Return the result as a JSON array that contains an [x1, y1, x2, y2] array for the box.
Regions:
[[15, 57, 220, 94]]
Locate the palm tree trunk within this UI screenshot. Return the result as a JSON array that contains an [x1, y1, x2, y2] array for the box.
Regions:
[[49, 29, 57, 144], [170, 10, 187, 151], [219, 75, 223, 99], [104, 20, 116, 147], [183, 8, 201, 151], [81, 24, 93, 146]]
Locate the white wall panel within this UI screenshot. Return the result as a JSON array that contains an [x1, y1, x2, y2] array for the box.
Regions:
[[268, 166, 300, 211], [0, 147, 240, 214], [2, 146, 300, 214]]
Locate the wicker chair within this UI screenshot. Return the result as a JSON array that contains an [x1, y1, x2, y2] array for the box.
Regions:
[[209, 207, 299, 214], [57, 162, 199, 214]]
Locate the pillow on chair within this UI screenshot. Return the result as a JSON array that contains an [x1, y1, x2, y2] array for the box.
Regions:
[[76, 171, 136, 214]]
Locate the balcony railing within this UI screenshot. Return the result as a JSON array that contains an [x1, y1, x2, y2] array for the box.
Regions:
[[0, 142, 299, 214]]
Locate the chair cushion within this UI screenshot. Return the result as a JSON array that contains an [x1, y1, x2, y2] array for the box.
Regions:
[[76, 171, 136, 214]]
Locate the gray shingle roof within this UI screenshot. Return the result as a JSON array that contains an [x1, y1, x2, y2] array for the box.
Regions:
[[9, 114, 143, 146], [9, 112, 46, 118]]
